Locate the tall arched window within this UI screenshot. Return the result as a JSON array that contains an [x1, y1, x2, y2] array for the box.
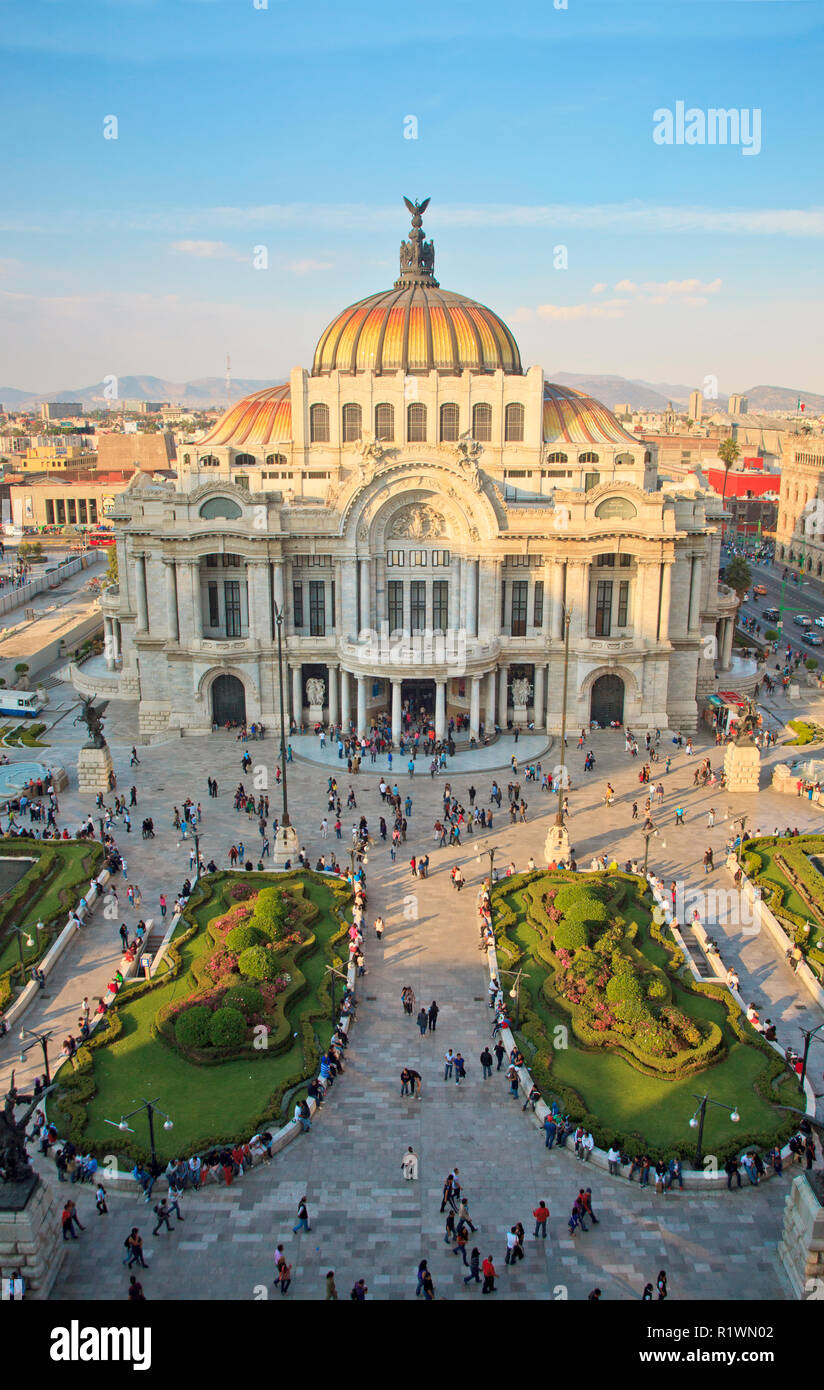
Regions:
[[407, 402, 427, 443], [342, 403, 362, 443], [265, 453, 287, 466], [644, 450, 652, 464], [182, 453, 190, 465], [579, 451, 600, 464], [472, 403, 492, 442], [374, 403, 394, 442], [440, 403, 460, 442], [198, 454, 219, 467], [310, 403, 329, 443], [504, 403, 524, 442], [546, 452, 568, 464], [234, 452, 256, 468]]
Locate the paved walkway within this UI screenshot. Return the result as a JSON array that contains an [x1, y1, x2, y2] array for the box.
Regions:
[[2, 683, 822, 1299]]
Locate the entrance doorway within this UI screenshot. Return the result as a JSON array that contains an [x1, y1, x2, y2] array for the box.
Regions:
[[212, 673, 246, 726], [401, 678, 435, 727], [590, 673, 625, 725]]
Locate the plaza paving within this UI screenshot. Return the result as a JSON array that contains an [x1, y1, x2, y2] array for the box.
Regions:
[[3, 675, 824, 1300]]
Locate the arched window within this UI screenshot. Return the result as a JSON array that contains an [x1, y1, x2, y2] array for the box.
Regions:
[[644, 450, 652, 464], [374, 402, 394, 442], [546, 452, 568, 464], [579, 451, 600, 464], [440, 403, 460, 442], [310, 403, 330, 443], [407, 402, 427, 443], [199, 497, 242, 520], [265, 453, 287, 467], [342, 403, 362, 443], [504, 402, 524, 443], [472, 403, 492, 442], [182, 453, 190, 465], [234, 452, 256, 469], [614, 452, 635, 467], [198, 454, 219, 467]]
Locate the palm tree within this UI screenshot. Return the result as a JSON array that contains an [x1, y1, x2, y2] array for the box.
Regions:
[[717, 436, 741, 547]]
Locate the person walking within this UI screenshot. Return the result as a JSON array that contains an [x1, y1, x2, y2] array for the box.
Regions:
[[533, 1199, 550, 1238], [440, 1172, 455, 1213], [278, 1258, 292, 1296], [480, 1046, 493, 1079], [416, 1007, 428, 1036], [95, 1183, 108, 1215], [401, 1146, 419, 1180], [494, 1039, 506, 1071], [416, 1259, 429, 1297], [292, 1195, 311, 1233], [325, 1270, 338, 1301], [152, 1198, 174, 1236], [443, 1049, 455, 1081], [656, 1270, 668, 1300], [481, 1254, 497, 1294], [464, 1247, 481, 1287], [127, 1275, 145, 1301], [428, 1000, 439, 1032], [123, 1228, 146, 1268]]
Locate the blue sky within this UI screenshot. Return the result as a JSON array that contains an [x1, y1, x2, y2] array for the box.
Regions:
[[1, 0, 822, 394]]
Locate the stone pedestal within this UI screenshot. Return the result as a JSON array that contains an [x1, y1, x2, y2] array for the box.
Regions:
[[778, 1173, 824, 1299], [772, 762, 794, 794], [544, 821, 571, 864], [723, 739, 761, 793], [512, 702, 529, 729], [0, 1176, 64, 1300], [307, 703, 324, 728], [271, 823, 300, 870], [77, 743, 115, 795]]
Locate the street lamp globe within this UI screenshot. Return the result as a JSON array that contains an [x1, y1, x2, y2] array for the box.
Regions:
[[163, 1119, 174, 1131], [688, 1116, 698, 1129], [19, 1029, 25, 1040], [730, 1108, 740, 1124], [118, 1120, 129, 1131], [24, 934, 33, 947]]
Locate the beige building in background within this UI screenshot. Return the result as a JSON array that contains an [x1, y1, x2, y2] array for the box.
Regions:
[[84, 201, 736, 738], [776, 437, 824, 576]]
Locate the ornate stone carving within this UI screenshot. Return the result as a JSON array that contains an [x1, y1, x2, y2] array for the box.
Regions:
[[455, 432, 483, 466], [389, 504, 445, 540], [356, 431, 385, 467], [395, 197, 438, 288], [305, 676, 326, 707], [469, 526, 480, 542], [357, 523, 369, 545], [511, 676, 533, 706]]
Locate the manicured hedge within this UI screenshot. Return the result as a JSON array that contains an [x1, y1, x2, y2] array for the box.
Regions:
[[175, 1005, 211, 1049], [208, 1006, 247, 1048], [225, 923, 267, 952], [237, 944, 282, 981]]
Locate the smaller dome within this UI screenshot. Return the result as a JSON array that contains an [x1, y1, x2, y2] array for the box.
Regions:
[[543, 383, 638, 447], [199, 385, 292, 448]]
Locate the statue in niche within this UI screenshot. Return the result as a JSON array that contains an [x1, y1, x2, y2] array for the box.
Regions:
[[305, 677, 326, 707], [511, 677, 533, 706]]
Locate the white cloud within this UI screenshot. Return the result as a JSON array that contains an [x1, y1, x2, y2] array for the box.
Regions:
[[532, 299, 629, 322], [591, 282, 608, 294], [614, 277, 722, 297], [170, 240, 246, 262]]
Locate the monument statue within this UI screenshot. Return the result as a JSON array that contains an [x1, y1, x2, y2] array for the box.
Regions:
[[305, 676, 326, 707], [395, 197, 439, 288], [73, 695, 108, 749], [0, 1081, 43, 1185], [511, 677, 533, 706], [735, 700, 760, 744]]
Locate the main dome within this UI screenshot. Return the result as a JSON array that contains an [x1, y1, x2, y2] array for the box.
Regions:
[[312, 197, 522, 378]]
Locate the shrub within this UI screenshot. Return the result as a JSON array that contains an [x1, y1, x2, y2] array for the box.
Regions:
[[238, 944, 281, 981], [805, 658, 819, 672], [564, 898, 609, 929], [605, 972, 643, 1005], [764, 628, 779, 641], [175, 1005, 211, 1048], [647, 978, 667, 1001], [553, 919, 588, 950], [554, 884, 603, 914], [251, 887, 289, 940], [225, 923, 267, 953], [223, 984, 264, 1016], [228, 882, 254, 901], [208, 1006, 247, 1048]]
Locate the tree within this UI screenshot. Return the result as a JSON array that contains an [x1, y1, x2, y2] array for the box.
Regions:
[[718, 436, 741, 543], [725, 556, 752, 600]]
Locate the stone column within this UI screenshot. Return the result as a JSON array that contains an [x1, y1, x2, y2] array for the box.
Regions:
[[486, 667, 497, 727], [340, 668, 351, 730], [721, 617, 735, 670], [533, 663, 545, 729], [327, 663, 339, 726], [164, 559, 179, 642], [391, 678, 402, 744], [435, 679, 446, 739], [114, 619, 122, 660], [103, 615, 114, 669], [688, 555, 703, 633], [657, 560, 673, 643], [135, 554, 148, 633], [190, 560, 202, 640], [541, 562, 552, 640], [469, 675, 480, 739], [273, 559, 285, 616], [359, 559, 370, 635], [356, 674, 367, 737], [551, 562, 565, 640], [291, 664, 302, 723], [498, 665, 508, 725], [466, 558, 478, 638], [568, 560, 589, 641]]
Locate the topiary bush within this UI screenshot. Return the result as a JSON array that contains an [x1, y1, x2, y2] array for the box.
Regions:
[[175, 1005, 211, 1049], [237, 944, 281, 981], [250, 887, 289, 940], [223, 984, 264, 1016], [553, 919, 589, 950], [605, 971, 643, 1005], [208, 1006, 247, 1048], [225, 923, 267, 953]]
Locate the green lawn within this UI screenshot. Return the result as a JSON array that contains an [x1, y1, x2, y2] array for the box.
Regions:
[[499, 875, 801, 1162], [0, 841, 102, 980], [58, 871, 349, 1162], [746, 842, 819, 923]]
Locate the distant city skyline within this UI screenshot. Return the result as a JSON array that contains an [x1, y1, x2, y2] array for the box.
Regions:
[[1, 0, 822, 392]]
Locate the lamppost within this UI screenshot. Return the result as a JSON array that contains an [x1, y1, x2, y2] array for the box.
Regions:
[[273, 603, 291, 831], [734, 814, 748, 866], [642, 825, 660, 877], [104, 1096, 173, 1170], [688, 1093, 740, 1168], [18, 1027, 53, 1085], [193, 828, 201, 883], [545, 608, 572, 862], [324, 963, 349, 1022], [9, 925, 35, 980], [498, 962, 530, 1030], [798, 1020, 824, 1089]]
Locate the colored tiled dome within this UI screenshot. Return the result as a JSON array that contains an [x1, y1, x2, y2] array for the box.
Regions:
[[542, 383, 638, 447], [199, 385, 292, 448], [312, 197, 522, 377]]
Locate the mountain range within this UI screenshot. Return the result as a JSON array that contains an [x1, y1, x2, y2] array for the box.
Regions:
[[1, 373, 821, 416]]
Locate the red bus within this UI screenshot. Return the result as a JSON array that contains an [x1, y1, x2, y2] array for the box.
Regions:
[[88, 531, 116, 547]]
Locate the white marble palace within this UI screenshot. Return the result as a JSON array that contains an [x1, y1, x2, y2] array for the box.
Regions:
[[93, 199, 737, 739]]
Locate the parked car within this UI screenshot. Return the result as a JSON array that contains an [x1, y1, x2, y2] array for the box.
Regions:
[[802, 631, 823, 647]]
